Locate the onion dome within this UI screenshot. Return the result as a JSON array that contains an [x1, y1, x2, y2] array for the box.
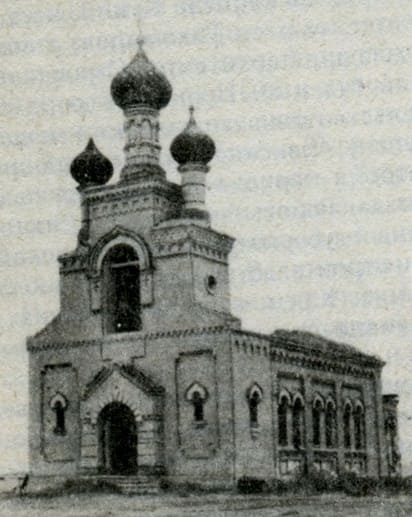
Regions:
[[170, 106, 216, 166], [70, 138, 113, 187], [111, 38, 172, 111]]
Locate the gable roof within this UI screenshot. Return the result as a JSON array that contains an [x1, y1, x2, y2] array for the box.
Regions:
[[83, 362, 164, 400], [271, 329, 383, 366]]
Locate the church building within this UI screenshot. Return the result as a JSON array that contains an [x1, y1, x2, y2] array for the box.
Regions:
[[27, 36, 401, 488]]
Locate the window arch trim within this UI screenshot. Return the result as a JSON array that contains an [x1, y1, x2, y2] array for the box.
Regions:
[[354, 399, 364, 412], [91, 227, 153, 276], [185, 382, 208, 402], [325, 396, 336, 411], [343, 398, 353, 411], [278, 388, 292, 406], [88, 227, 154, 312], [49, 392, 68, 411], [247, 383, 263, 429], [292, 391, 305, 407], [185, 382, 208, 424], [312, 393, 325, 409], [247, 382, 263, 402], [49, 392, 68, 436]]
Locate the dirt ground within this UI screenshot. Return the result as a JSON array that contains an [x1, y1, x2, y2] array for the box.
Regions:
[[1, 493, 412, 517]]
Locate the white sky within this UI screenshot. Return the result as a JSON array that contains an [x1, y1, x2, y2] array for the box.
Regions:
[[0, 0, 411, 474]]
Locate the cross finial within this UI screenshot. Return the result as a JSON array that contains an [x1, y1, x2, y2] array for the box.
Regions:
[[187, 105, 196, 129], [136, 18, 144, 50]]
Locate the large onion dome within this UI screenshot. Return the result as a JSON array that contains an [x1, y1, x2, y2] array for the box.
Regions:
[[70, 138, 113, 187], [111, 39, 172, 111], [170, 107, 216, 165]]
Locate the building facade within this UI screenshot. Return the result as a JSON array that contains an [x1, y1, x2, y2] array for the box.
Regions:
[[27, 38, 400, 486]]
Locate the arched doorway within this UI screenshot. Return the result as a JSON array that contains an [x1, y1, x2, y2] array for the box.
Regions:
[[97, 402, 137, 474]]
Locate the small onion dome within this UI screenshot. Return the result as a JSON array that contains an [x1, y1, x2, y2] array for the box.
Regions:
[[170, 106, 216, 165], [111, 38, 172, 111], [70, 138, 113, 187]]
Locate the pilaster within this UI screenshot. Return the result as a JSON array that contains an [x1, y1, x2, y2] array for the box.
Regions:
[[373, 370, 387, 476], [303, 376, 313, 473], [335, 381, 345, 473]]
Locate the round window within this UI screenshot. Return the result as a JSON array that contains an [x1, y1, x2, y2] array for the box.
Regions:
[[205, 275, 217, 294]]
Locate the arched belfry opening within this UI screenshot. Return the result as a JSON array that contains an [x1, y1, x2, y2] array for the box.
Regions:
[[102, 244, 141, 333], [97, 402, 137, 474]]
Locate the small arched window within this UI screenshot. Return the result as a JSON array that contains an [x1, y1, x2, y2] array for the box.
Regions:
[[354, 403, 365, 450], [292, 396, 305, 449], [247, 384, 263, 428], [249, 391, 260, 426], [325, 400, 337, 448], [50, 393, 68, 436], [186, 383, 208, 424], [312, 399, 323, 447], [103, 245, 140, 334], [54, 401, 66, 434], [278, 396, 289, 446], [343, 402, 352, 449], [192, 390, 204, 422]]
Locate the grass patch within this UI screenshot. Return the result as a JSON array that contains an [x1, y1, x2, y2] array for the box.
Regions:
[[238, 472, 412, 497], [25, 478, 121, 498], [159, 479, 230, 496]]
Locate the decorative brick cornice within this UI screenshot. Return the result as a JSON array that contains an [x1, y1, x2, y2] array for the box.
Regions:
[[231, 329, 271, 358], [151, 223, 234, 263], [58, 251, 88, 273], [27, 325, 229, 352], [271, 329, 384, 369], [230, 327, 381, 377], [83, 178, 182, 205], [270, 347, 376, 378], [383, 394, 399, 409], [231, 328, 272, 343]]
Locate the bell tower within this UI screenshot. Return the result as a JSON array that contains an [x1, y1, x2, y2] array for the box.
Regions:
[[53, 37, 237, 339]]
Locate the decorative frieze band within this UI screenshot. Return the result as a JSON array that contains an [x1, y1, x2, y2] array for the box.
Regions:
[[58, 252, 88, 274], [27, 325, 229, 352], [151, 224, 234, 262], [83, 180, 182, 205], [271, 348, 376, 378]]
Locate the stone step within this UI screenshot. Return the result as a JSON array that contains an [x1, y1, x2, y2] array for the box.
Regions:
[[81, 475, 160, 495]]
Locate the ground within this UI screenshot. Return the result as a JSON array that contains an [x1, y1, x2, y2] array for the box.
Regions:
[[1, 493, 412, 517]]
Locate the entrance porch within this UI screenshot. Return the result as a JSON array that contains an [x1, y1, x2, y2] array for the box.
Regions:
[[79, 362, 165, 476]]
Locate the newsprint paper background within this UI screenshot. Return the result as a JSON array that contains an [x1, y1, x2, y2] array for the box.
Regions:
[[0, 0, 411, 485]]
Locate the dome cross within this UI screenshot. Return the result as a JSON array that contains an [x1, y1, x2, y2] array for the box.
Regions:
[[136, 18, 145, 51]]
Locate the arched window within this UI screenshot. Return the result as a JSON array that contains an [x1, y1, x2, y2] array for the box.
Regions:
[[50, 393, 68, 436], [312, 399, 323, 447], [54, 401, 66, 435], [325, 400, 337, 448], [343, 402, 352, 449], [278, 396, 289, 446], [250, 392, 260, 426], [192, 390, 205, 422], [103, 245, 140, 333], [292, 396, 304, 449], [186, 382, 208, 424], [247, 384, 263, 428], [354, 404, 365, 450]]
